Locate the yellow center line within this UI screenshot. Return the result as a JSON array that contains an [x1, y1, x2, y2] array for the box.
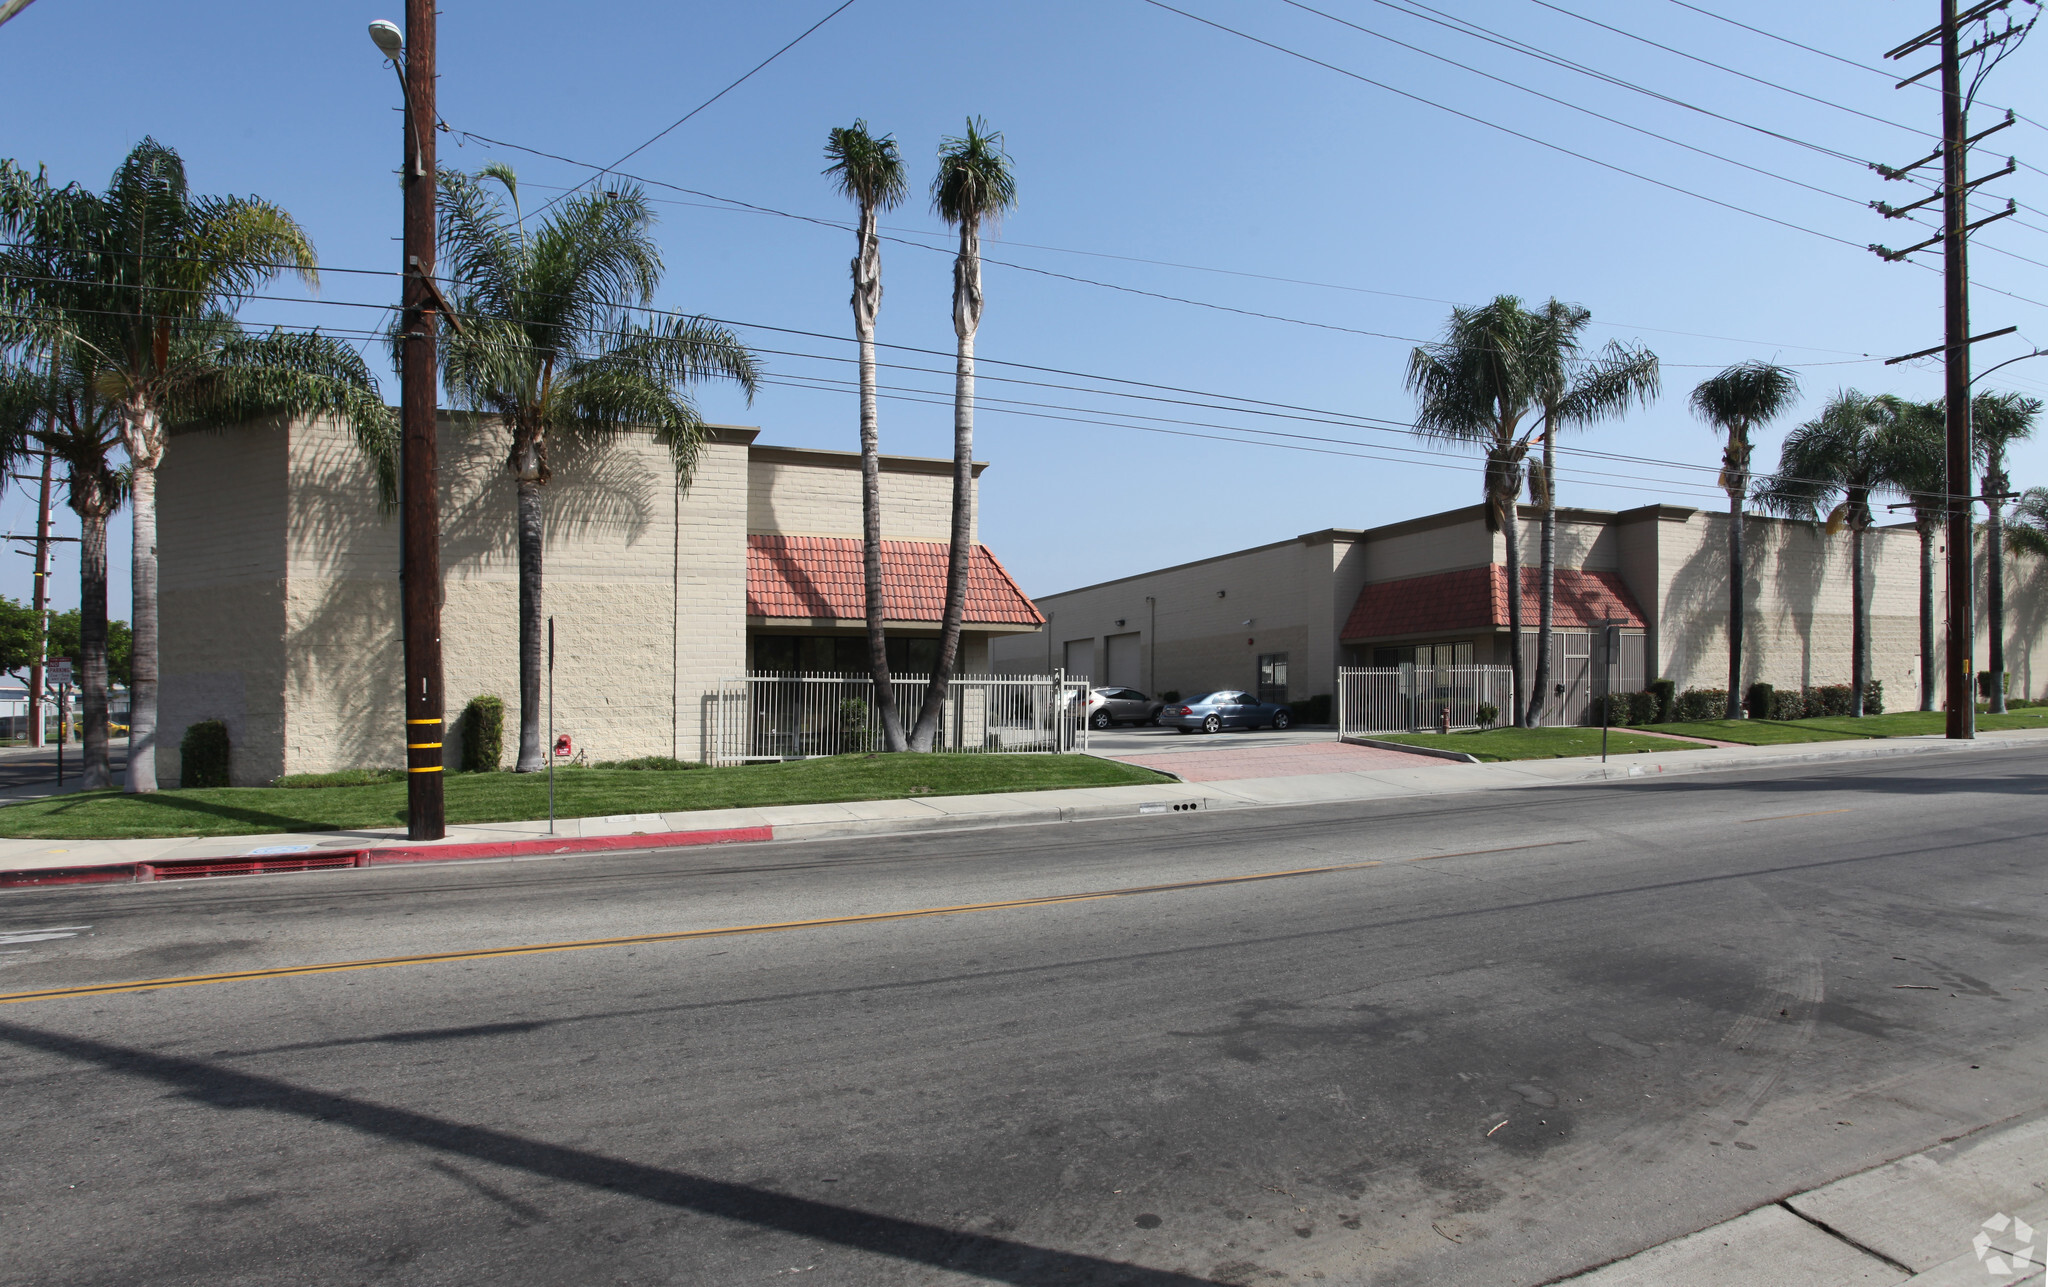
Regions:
[[1740, 809, 1854, 823], [0, 840, 1580, 1006]]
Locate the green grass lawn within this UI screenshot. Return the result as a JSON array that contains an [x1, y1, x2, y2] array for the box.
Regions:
[[1374, 727, 1706, 762], [1648, 719, 1866, 745], [0, 754, 1170, 840]]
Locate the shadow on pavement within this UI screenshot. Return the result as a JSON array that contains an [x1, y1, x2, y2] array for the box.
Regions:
[[0, 1021, 1218, 1286]]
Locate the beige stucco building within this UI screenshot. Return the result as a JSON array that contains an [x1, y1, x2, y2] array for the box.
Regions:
[[990, 501, 2048, 719], [158, 414, 1040, 786]]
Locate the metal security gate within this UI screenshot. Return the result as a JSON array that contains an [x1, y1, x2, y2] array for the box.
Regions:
[[1338, 665, 1514, 736], [708, 672, 1090, 765]]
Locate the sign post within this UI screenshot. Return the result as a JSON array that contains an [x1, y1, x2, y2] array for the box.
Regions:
[[1598, 621, 1623, 764]]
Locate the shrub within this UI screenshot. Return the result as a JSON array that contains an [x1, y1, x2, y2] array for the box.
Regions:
[[837, 697, 872, 754], [1674, 688, 1728, 722], [1626, 691, 1657, 725], [1648, 678, 1676, 723], [1808, 684, 1850, 717], [275, 769, 406, 789], [179, 719, 231, 788], [1289, 694, 1332, 725], [594, 755, 702, 771], [1767, 688, 1808, 721], [461, 695, 505, 772], [1595, 693, 1629, 726], [1744, 682, 1773, 720], [1864, 680, 1884, 715], [1160, 690, 1181, 704], [1977, 671, 2009, 700], [1475, 702, 1500, 729]]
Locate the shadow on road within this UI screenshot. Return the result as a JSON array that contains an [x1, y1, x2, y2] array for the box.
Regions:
[[0, 1020, 1219, 1286]]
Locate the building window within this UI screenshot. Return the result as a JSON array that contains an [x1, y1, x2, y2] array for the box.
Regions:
[[1371, 641, 1473, 668], [1256, 652, 1288, 703], [752, 635, 938, 675]]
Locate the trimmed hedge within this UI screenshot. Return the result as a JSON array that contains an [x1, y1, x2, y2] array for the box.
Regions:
[[461, 695, 505, 772], [1744, 682, 1773, 720], [180, 719, 231, 788], [1648, 679, 1676, 723], [1674, 688, 1729, 722]]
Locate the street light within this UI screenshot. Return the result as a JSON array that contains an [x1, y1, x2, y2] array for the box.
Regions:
[[367, 19, 403, 61]]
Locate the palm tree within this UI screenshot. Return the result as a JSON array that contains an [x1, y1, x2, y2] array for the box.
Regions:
[[1754, 390, 1905, 718], [1689, 361, 1800, 718], [1973, 391, 2039, 714], [0, 342, 125, 787], [907, 119, 1015, 753], [1407, 296, 1547, 726], [434, 165, 760, 770], [0, 140, 392, 792], [2006, 486, 2048, 558], [824, 121, 909, 753], [1880, 399, 1948, 711], [1524, 301, 1658, 726]]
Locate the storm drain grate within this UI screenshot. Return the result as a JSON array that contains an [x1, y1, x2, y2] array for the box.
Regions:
[[145, 853, 363, 881]]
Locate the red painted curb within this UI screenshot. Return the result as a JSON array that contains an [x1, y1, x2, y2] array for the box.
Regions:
[[0, 824, 774, 890], [362, 825, 773, 865]]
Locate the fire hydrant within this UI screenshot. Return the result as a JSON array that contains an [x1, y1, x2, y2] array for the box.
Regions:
[[1437, 705, 1451, 734]]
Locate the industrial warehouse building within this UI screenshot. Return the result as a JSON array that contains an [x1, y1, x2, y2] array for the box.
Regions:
[[988, 501, 2048, 721], [157, 416, 1042, 785]]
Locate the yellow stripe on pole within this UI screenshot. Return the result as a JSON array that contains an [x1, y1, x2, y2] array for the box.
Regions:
[[407, 742, 442, 750], [407, 765, 443, 773], [407, 718, 442, 725]]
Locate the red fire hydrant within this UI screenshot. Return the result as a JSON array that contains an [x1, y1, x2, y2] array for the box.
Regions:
[[1437, 705, 1451, 735]]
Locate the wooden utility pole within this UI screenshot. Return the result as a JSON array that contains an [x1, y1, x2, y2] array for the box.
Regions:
[[1877, 0, 2026, 737], [399, 0, 446, 837], [1939, 0, 1975, 741]]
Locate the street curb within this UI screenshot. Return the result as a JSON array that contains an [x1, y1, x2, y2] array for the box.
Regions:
[[1339, 734, 1482, 764], [0, 824, 773, 889]]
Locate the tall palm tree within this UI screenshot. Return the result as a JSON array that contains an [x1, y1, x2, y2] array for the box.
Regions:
[[434, 165, 760, 770], [907, 119, 1015, 753], [824, 121, 909, 753], [1880, 399, 1948, 711], [2005, 486, 2048, 558], [1973, 391, 2039, 714], [0, 343, 125, 787], [1690, 361, 1800, 718], [1524, 301, 1659, 725], [1407, 296, 1547, 726], [1755, 390, 1906, 718], [0, 140, 391, 792]]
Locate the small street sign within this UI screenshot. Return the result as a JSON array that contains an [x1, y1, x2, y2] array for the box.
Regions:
[[46, 659, 71, 687]]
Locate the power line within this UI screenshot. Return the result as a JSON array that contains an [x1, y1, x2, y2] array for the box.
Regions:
[[1142, 0, 1873, 252], [528, 0, 859, 219], [1278, 0, 1896, 212], [1513, 0, 1930, 136]]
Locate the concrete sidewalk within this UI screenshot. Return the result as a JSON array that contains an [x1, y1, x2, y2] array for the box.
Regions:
[[1554, 1110, 2048, 1285], [0, 727, 2042, 880]]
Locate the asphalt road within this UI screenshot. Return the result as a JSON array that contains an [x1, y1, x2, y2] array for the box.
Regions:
[[1, 747, 2044, 1286]]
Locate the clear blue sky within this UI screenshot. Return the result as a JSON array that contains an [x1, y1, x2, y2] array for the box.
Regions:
[[5, 0, 2047, 621]]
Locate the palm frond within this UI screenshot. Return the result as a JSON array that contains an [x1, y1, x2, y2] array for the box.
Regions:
[[932, 117, 1017, 230], [824, 121, 908, 213], [2008, 486, 2048, 558]]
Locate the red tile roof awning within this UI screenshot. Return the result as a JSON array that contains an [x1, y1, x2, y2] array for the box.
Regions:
[[747, 534, 1043, 626], [1341, 566, 1645, 641]]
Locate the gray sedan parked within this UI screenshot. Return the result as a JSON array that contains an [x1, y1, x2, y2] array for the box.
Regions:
[[1081, 687, 1165, 730], [1157, 690, 1294, 734]]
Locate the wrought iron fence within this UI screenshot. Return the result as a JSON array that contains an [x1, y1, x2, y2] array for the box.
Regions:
[[1338, 665, 1514, 736], [707, 672, 1090, 765]]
